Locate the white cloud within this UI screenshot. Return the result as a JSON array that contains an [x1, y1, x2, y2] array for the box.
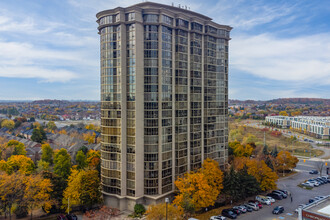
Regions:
[[207, 0, 297, 29], [230, 33, 330, 85]]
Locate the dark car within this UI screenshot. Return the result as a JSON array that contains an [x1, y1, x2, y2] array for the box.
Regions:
[[309, 198, 316, 204], [272, 190, 287, 198], [267, 193, 283, 200], [231, 208, 241, 215], [222, 209, 237, 219], [277, 189, 289, 196], [309, 170, 318, 174], [272, 206, 284, 214], [248, 200, 263, 209], [66, 214, 78, 220], [316, 178, 327, 184], [57, 215, 68, 220], [242, 205, 253, 212]]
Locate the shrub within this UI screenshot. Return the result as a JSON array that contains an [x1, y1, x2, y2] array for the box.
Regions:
[[134, 204, 146, 216]]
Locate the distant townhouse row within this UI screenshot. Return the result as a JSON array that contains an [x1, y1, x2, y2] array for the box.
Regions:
[[265, 116, 330, 139]]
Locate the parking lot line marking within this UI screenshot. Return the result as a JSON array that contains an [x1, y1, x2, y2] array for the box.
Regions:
[[278, 217, 285, 219], [286, 213, 293, 216]]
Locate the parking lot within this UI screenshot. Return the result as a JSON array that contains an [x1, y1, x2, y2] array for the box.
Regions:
[[228, 159, 329, 220]]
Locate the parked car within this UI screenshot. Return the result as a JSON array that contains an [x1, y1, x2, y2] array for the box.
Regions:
[[302, 182, 314, 187], [256, 195, 271, 205], [221, 209, 237, 219], [295, 204, 306, 213], [233, 206, 247, 213], [245, 202, 259, 211], [277, 189, 289, 196], [248, 200, 263, 208], [267, 193, 283, 200], [272, 206, 284, 214], [57, 215, 68, 220], [265, 196, 275, 203], [230, 208, 241, 215], [241, 205, 253, 212], [66, 214, 78, 220], [272, 190, 287, 198], [210, 216, 226, 220], [308, 180, 320, 187]]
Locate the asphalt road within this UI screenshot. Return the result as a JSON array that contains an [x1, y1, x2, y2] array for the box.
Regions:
[[231, 159, 330, 220]]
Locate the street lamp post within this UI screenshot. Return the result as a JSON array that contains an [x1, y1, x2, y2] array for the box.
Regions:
[[283, 163, 286, 177], [165, 198, 169, 220]]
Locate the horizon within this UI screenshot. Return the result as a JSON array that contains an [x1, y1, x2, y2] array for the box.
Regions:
[[0, 0, 329, 100]]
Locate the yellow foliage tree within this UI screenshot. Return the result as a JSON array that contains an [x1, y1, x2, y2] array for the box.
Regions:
[[62, 169, 83, 212], [83, 132, 96, 144], [232, 143, 254, 157], [173, 159, 223, 212], [275, 151, 299, 172], [1, 119, 15, 130], [86, 150, 100, 170], [5, 155, 35, 175], [234, 157, 278, 191], [58, 129, 67, 135], [24, 174, 53, 219], [146, 203, 183, 220], [279, 111, 288, 116]]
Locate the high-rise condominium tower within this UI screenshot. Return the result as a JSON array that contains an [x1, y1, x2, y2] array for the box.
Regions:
[[97, 2, 231, 211]]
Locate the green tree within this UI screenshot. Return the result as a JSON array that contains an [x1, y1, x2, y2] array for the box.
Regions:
[[7, 140, 26, 156], [54, 149, 71, 179], [46, 121, 57, 131], [238, 166, 261, 198], [223, 166, 242, 201], [41, 144, 53, 165], [41, 171, 67, 209], [262, 145, 269, 155], [31, 128, 47, 143], [79, 146, 89, 155], [75, 150, 87, 170]]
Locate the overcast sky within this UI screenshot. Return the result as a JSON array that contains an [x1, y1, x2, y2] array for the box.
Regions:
[[0, 0, 329, 100]]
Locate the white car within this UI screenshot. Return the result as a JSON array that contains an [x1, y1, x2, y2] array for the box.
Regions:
[[210, 216, 226, 220], [302, 182, 314, 187], [266, 196, 275, 203], [256, 195, 271, 205], [246, 203, 259, 211], [307, 181, 319, 187]]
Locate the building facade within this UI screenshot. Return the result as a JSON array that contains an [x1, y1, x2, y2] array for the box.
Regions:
[[265, 116, 330, 139], [97, 2, 231, 210]]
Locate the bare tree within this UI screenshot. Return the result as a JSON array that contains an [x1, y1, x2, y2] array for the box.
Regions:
[[314, 161, 324, 176]]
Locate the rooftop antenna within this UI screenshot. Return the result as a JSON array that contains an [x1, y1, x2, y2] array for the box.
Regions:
[[178, 4, 180, 8], [172, 2, 174, 6], [185, 5, 187, 9]]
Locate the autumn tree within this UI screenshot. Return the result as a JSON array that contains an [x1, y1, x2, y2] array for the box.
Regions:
[[23, 174, 53, 219], [8, 140, 27, 156], [46, 121, 57, 132], [173, 159, 223, 213], [1, 119, 15, 130], [234, 157, 278, 191], [279, 111, 289, 116], [146, 203, 183, 220], [5, 155, 35, 175], [80, 170, 102, 207], [54, 149, 71, 179], [275, 151, 298, 173], [75, 150, 87, 170], [86, 150, 100, 172], [41, 171, 67, 209], [242, 134, 258, 145], [63, 169, 102, 212], [0, 172, 25, 219], [83, 132, 96, 144], [41, 144, 54, 165], [233, 143, 254, 157]]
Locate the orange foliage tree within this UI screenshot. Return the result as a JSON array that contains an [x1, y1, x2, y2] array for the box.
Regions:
[[275, 151, 298, 172], [234, 157, 278, 191], [173, 159, 223, 213]]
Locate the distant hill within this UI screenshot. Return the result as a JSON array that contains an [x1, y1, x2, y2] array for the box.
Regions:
[[267, 98, 330, 105], [229, 98, 330, 105]]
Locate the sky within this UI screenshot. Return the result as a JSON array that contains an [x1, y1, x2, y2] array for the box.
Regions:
[[0, 0, 329, 101]]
